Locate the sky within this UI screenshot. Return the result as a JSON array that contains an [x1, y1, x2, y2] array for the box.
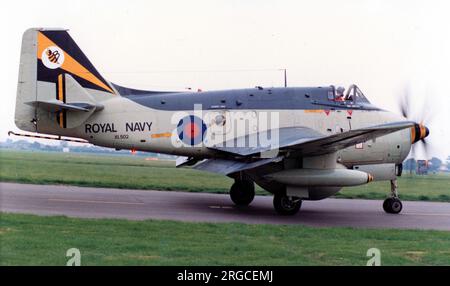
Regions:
[[1, 0, 449, 159]]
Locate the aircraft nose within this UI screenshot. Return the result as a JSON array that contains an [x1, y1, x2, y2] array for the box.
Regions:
[[424, 126, 430, 139]]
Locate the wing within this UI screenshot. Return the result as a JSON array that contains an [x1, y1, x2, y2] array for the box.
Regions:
[[209, 121, 414, 157], [285, 121, 414, 156], [196, 121, 414, 175], [194, 156, 283, 175], [209, 126, 323, 157]]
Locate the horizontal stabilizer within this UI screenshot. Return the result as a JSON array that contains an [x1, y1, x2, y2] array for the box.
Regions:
[[28, 74, 103, 129], [25, 99, 100, 112]]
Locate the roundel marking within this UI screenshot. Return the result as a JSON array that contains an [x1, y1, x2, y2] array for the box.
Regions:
[[42, 46, 65, 69], [177, 115, 207, 146]]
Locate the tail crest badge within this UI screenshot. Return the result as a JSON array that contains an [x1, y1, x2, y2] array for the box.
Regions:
[[42, 46, 65, 69]]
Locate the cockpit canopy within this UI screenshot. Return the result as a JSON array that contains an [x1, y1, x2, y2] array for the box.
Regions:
[[328, 84, 370, 104]]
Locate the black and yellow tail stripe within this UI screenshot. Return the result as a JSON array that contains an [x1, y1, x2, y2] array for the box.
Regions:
[[56, 74, 66, 128]]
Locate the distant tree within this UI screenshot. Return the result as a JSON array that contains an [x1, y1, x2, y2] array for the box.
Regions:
[[428, 157, 442, 172], [403, 158, 416, 173], [31, 141, 41, 150]]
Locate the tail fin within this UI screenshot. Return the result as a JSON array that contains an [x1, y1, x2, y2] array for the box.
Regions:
[[15, 28, 115, 133]]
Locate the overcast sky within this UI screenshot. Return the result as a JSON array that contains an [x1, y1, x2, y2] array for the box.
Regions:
[[1, 0, 449, 159]]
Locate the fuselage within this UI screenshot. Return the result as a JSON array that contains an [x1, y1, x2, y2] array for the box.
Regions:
[[40, 85, 412, 167]]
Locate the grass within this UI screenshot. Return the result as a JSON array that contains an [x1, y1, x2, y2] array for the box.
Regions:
[[1, 213, 450, 266], [1, 149, 449, 201], [0, 149, 235, 194]]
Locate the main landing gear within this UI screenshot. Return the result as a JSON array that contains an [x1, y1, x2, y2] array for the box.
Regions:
[[229, 180, 302, 215], [383, 179, 403, 214], [273, 193, 302, 216], [229, 179, 255, 206]]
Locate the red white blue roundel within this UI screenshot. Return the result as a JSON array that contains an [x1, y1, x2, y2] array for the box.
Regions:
[[177, 115, 207, 146]]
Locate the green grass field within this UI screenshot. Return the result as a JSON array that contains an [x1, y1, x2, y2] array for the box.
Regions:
[[0, 150, 234, 193], [1, 150, 449, 201], [1, 151, 450, 266], [1, 213, 450, 266]]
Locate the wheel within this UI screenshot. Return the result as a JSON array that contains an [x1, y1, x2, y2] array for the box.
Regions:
[[382, 198, 392, 212], [230, 180, 255, 206], [273, 193, 302, 215], [383, 197, 403, 214], [390, 198, 403, 214]]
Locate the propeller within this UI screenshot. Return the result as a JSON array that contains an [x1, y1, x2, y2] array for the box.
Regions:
[[397, 87, 432, 160]]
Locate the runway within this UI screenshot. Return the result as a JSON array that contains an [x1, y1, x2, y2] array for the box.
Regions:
[[1, 182, 450, 230]]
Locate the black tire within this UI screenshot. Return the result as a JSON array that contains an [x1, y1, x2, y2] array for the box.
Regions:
[[230, 180, 255, 206], [390, 198, 403, 214], [383, 198, 393, 213], [273, 193, 302, 215], [383, 197, 403, 214]]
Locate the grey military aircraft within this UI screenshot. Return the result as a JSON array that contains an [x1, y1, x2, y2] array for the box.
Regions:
[[13, 28, 430, 215]]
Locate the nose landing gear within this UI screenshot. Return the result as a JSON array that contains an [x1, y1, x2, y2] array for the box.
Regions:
[[383, 179, 403, 214]]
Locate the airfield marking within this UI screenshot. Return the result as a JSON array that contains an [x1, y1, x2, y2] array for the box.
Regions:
[[208, 205, 233, 209], [403, 212, 450, 217], [48, 198, 145, 206]]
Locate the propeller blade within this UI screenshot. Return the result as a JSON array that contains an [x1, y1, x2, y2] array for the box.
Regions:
[[398, 84, 434, 161], [398, 86, 411, 119], [410, 141, 416, 159], [417, 100, 434, 127], [400, 97, 409, 118], [421, 138, 430, 160]]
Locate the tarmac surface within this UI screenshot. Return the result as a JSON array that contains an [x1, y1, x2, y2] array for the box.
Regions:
[[1, 182, 449, 230]]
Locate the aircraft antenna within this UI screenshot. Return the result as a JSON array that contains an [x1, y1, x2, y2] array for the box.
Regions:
[[280, 69, 287, 87]]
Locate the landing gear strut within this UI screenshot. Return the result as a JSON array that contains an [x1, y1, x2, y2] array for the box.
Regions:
[[230, 179, 255, 206], [273, 193, 302, 215], [383, 179, 403, 214]]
